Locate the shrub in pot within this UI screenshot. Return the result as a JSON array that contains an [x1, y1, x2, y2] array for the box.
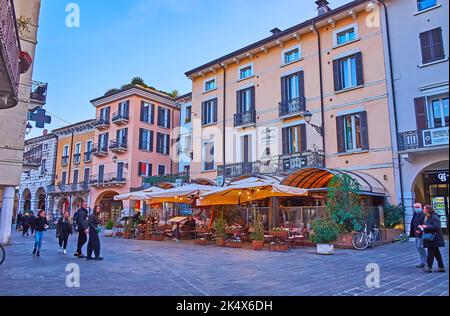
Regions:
[[381, 203, 405, 241], [215, 213, 226, 247], [250, 212, 264, 251], [104, 220, 115, 237], [310, 219, 339, 255]]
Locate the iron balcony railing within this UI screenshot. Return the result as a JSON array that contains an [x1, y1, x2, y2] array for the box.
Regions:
[[279, 97, 306, 117], [84, 151, 92, 162], [112, 111, 129, 124], [30, 81, 48, 104], [94, 117, 110, 129], [92, 143, 108, 156], [23, 144, 42, 168], [61, 156, 69, 166], [0, 0, 21, 99], [89, 172, 127, 187], [47, 182, 89, 194], [109, 139, 128, 152], [398, 127, 449, 151], [218, 151, 325, 178], [73, 153, 81, 165], [234, 109, 256, 127]]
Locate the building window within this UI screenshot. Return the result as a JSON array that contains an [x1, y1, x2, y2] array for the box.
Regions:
[[204, 79, 216, 92], [99, 106, 110, 122], [118, 101, 129, 116], [61, 171, 67, 185], [83, 168, 90, 184], [117, 162, 124, 180], [73, 169, 79, 185], [238, 64, 253, 80], [420, 28, 445, 64], [336, 112, 369, 153], [157, 106, 171, 128], [40, 159, 47, 175], [284, 47, 300, 64], [417, 0, 437, 11], [428, 96, 449, 128], [140, 101, 155, 124], [336, 27, 356, 46], [282, 125, 306, 155], [185, 106, 192, 123], [139, 128, 153, 152], [202, 98, 218, 126], [158, 165, 166, 176], [237, 87, 255, 113], [203, 141, 215, 171], [156, 132, 170, 155], [333, 52, 363, 91], [98, 165, 104, 182], [138, 162, 152, 177], [98, 133, 109, 151]]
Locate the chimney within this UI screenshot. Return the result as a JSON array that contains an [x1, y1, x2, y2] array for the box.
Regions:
[[315, 0, 331, 16], [43, 129, 48, 136], [270, 28, 282, 35]]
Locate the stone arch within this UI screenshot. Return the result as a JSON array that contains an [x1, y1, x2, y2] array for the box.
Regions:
[[35, 187, 47, 211], [21, 188, 32, 212], [94, 190, 123, 223]]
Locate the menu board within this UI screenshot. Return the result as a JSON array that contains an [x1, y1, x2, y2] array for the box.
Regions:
[[432, 197, 448, 229]]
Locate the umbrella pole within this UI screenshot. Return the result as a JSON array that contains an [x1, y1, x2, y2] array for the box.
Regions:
[[208, 207, 214, 233]]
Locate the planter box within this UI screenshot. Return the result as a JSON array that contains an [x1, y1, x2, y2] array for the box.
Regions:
[[381, 229, 402, 242], [336, 233, 354, 245], [226, 241, 243, 248], [225, 229, 242, 235], [317, 244, 335, 255], [195, 239, 208, 246], [115, 232, 124, 237], [152, 235, 165, 241], [123, 232, 132, 239], [270, 244, 289, 252], [252, 241, 264, 251], [216, 238, 226, 247], [104, 230, 114, 237], [144, 233, 152, 240], [270, 231, 289, 238]]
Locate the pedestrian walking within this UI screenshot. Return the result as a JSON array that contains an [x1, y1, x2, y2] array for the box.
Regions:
[[32, 210, 49, 257], [73, 202, 89, 258], [16, 211, 23, 231], [410, 203, 427, 268], [22, 212, 31, 237], [420, 205, 446, 273], [86, 206, 103, 261], [57, 211, 73, 254]]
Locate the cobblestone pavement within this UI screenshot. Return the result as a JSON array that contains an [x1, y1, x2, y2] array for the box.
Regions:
[[0, 231, 448, 296]]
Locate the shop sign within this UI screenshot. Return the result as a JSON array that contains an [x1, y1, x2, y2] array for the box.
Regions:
[[423, 127, 449, 147]]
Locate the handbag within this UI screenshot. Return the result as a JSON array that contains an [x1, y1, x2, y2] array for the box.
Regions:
[[422, 232, 436, 242]]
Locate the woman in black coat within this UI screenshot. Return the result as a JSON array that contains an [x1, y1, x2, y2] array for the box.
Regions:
[[86, 206, 103, 261], [57, 211, 73, 254], [420, 205, 446, 273]]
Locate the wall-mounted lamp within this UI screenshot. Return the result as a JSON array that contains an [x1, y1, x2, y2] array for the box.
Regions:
[[304, 111, 324, 137], [26, 122, 33, 135], [112, 154, 128, 169]]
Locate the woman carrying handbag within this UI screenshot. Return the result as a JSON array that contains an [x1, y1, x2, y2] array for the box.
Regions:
[[419, 205, 446, 273]]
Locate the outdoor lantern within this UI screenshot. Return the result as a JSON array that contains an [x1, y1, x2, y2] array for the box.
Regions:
[[112, 154, 118, 164], [25, 122, 33, 135], [304, 110, 313, 123]]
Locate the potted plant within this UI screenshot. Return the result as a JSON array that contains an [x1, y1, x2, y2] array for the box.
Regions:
[[104, 220, 115, 237], [310, 219, 340, 255], [195, 238, 208, 246], [269, 242, 289, 252], [270, 227, 289, 238], [215, 213, 226, 247], [145, 220, 153, 240], [381, 203, 405, 242], [123, 220, 133, 239], [250, 212, 265, 251]]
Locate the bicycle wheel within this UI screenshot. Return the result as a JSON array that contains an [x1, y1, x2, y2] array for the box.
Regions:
[[352, 233, 369, 250], [0, 245, 5, 266]]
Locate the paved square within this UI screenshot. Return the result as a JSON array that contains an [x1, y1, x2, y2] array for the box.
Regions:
[[0, 231, 448, 296]]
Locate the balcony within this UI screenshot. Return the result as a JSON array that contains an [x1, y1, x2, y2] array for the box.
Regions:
[[143, 172, 190, 188], [234, 110, 256, 128], [91, 143, 108, 158], [90, 173, 127, 188], [84, 151, 92, 163], [47, 182, 89, 194], [218, 151, 325, 178], [30, 81, 48, 107], [73, 153, 81, 165], [61, 156, 69, 167], [94, 117, 110, 130], [109, 139, 128, 154], [0, 0, 21, 109], [111, 111, 129, 125], [23, 144, 42, 170], [398, 127, 449, 152], [279, 97, 306, 118]]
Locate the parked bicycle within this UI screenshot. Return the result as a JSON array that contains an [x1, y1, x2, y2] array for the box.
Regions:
[[0, 244, 5, 266], [352, 223, 380, 250]]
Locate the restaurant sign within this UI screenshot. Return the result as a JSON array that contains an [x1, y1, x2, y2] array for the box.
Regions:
[[423, 127, 449, 147]]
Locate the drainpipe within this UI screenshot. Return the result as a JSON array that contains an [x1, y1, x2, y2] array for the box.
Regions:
[[312, 23, 326, 165], [67, 130, 75, 213], [218, 63, 227, 183], [380, 1, 405, 211]]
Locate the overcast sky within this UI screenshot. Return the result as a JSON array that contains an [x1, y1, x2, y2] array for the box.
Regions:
[[29, 0, 350, 138]]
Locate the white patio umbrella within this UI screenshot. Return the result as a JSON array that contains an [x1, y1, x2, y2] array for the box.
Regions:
[[145, 183, 217, 204], [114, 186, 164, 201]]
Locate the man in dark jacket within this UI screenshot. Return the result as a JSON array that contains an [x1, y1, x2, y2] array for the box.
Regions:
[[73, 202, 89, 258], [410, 203, 427, 268], [420, 205, 445, 273]]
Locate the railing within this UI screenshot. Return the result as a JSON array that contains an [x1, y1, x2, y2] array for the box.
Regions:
[[92, 143, 108, 156], [109, 139, 128, 151], [279, 97, 306, 117], [23, 144, 42, 167], [84, 151, 92, 162], [0, 0, 21, 98], [90, 173, 127, 187], [398, 127, 449, 151], [112, 111, 129, 124], [143, 172, 190, 188], [30, 81, 48, 104], [94, 117, 110, 129], [73, 153, 81, 165], [61, 156, 69, 166], [234, 109, 256, 127], [47, 182, 89, 194], [218, 152, 325, 178]]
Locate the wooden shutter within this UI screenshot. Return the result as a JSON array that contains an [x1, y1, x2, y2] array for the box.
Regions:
[[124, 101, 129, 116], [165, 134, 170, 155], [236, 90, 241, 113], [157, 107, 162, 126], [106, 106, 110, 121], [150, 104, 155, 124], [167, 109, 171, 128], [300, 124, 307, 153], [156, 133, 161, 153], [281, 76, 287, 104], [420, 31, 432, 64], [213, 98, 218, 123], [299, 71, 305, 110], [414, 97, 428, 130], [201, 102, 206, 125], [140, 101, 145, 122], [355, 52, 364, 86], [431, 28, 445, 61], [250, 86, 256, 110], [138, 128, 143, 150], [149, 131, 154, 152], [333, 59, 342, 91], [336, 116, 345, 153], [359, 111, 369, 150], [138, 162, 143, 176], [282, 127, 289, 155]]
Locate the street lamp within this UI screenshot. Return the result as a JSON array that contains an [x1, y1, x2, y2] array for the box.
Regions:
[[25, 122, 33, 135], [304, 110, 324, 136], [112, 154, 128, 169]]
